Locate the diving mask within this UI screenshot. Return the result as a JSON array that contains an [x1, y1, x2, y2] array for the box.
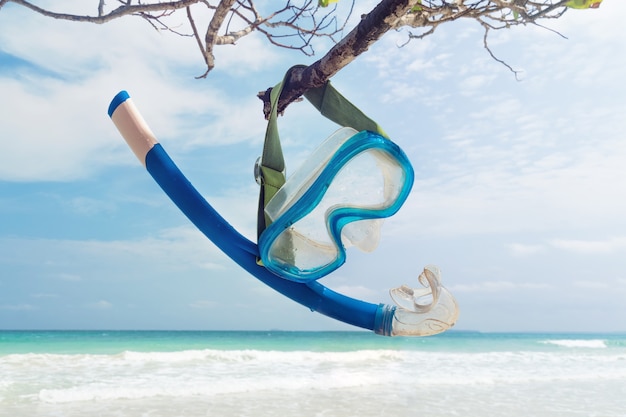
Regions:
[[258, 127, 414, 282]]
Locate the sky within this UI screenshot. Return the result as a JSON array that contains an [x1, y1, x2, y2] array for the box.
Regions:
[[1, 1, 625, 333]]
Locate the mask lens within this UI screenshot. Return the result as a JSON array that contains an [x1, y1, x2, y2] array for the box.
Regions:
[[261, 129, 413, 281]]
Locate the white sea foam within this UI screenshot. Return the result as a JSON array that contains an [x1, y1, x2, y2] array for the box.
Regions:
[[541, 339, 607, 348], [117, 348, 407, 364], [2, 347, 625, 407], [3, 332, 625, 417]]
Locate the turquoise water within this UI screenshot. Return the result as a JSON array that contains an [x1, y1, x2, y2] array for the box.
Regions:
[[1, 331, 625, 417], [3, 330, 625, 354]]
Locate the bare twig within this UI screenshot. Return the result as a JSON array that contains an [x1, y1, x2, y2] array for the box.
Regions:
[[2, 0, 356, 77], [481, 24, 522, 80], [4, 0, 200, 23], [187, 6, 208, 69]]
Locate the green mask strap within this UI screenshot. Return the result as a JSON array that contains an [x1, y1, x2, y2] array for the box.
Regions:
[[256, 71, 290, 244], [256, 66, 389, 245], [303, 81, 388, 139]]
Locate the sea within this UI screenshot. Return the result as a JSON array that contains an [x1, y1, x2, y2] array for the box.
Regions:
[[0, 331, 624, 417]]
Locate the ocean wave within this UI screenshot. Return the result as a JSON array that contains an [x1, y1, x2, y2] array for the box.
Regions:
[[0, 348, 408, 367], [4, 347, 626, 406], [1, 347, 622, 373], [541, 339, 607, 349], [30, 355, 626, 405]]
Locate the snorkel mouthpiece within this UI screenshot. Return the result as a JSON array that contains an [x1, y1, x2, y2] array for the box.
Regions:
[[375, 265, 459, 336], [387, 265, 459, 336]]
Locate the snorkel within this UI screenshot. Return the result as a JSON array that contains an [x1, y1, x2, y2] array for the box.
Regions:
[[108, 86, 458, 336]]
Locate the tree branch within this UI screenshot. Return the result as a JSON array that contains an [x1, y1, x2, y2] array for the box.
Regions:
[[2, 0, 580, 92], [197, 0, 237, 78], [261, 0, 421, 117], [260, 0, 574, 116]]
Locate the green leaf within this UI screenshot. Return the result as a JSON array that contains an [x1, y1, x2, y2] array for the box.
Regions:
[[410, 0, 423, 12], [565, 0, 603, 9]]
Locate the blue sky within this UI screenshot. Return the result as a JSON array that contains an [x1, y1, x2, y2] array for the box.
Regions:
[[1, 1, 625, 332]]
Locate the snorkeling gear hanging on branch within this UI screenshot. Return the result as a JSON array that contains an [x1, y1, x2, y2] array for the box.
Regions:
[[107, 66, 459, 336], [255, 68, 413, 282]]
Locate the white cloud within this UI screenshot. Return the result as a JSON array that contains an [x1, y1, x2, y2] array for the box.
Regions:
[[78, 226, 227, 268], [332, 6, 623, 244], [328, 285, 380, 302], [572, 280, 609, 290], [189, 300, 218, 310], [212, 34, 284, 76], [197, 262, 227, 271], [55, 273, 83, 282], [30, 293, 59, 299], [0, 5, 286, 182], [0, 225, 231, 279], [549, 237, 626, 254], [459, 73, 497, 94], [0, 303, 37, 311], [508, 243, 546, 257], [88, 300, 113, 309], [65, 197, 116, 216], [451, 281, 552, 293]]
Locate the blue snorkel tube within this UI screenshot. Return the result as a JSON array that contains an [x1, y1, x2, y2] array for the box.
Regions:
[[108, 91, 458, 336]]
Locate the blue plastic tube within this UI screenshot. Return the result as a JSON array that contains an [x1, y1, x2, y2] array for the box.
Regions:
[[108, 91, 395, 335]]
